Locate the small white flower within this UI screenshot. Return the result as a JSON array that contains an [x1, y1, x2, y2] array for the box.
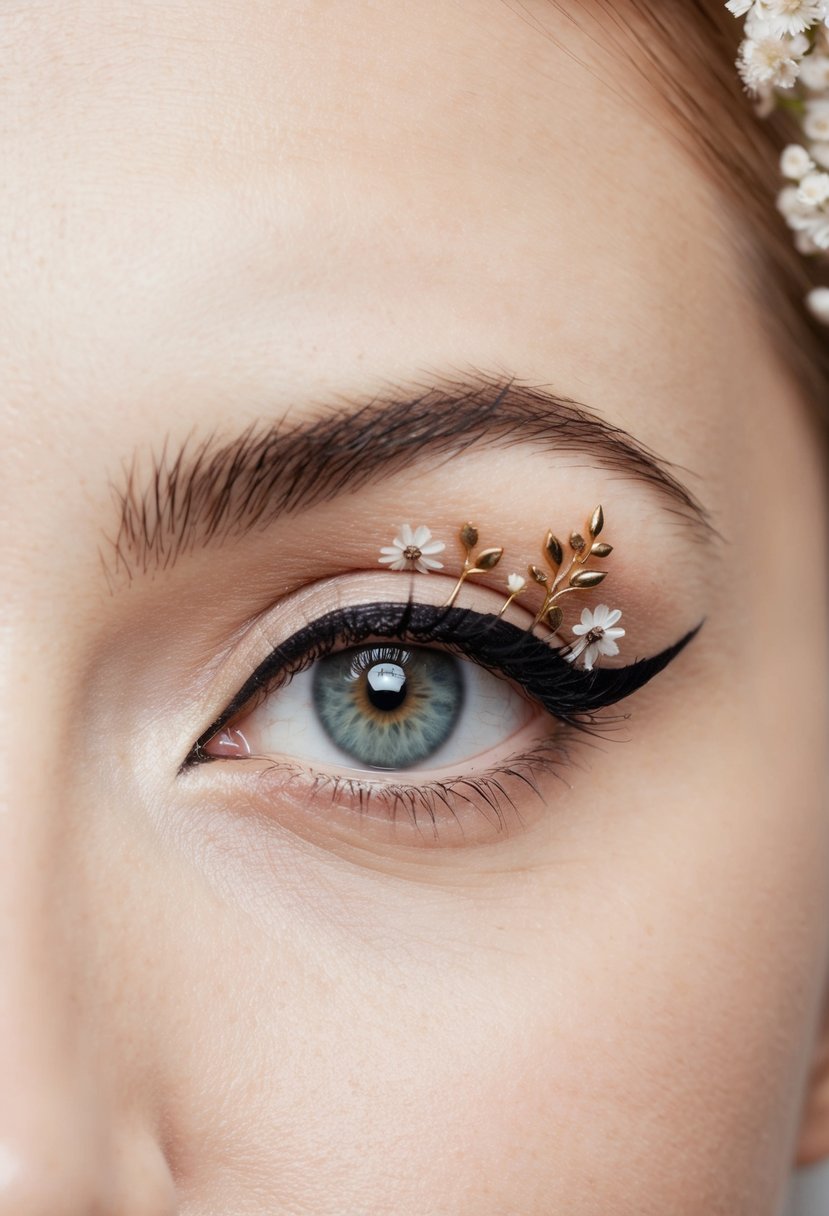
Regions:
[[378, 523, 445, 573], [777, 183, 803, 216], [797, 169, 829, 204], [809, 215, 829, 245], [563, 605, 625, 673], [506, 573, 526, 594], [804, 99, 829, 141], [806, 285, 829, 322], [794, 226, 820, 252], [781, 143, 815, 178], [810, 141, 829, 168], [745, 9, 776, 38], [753, 0, 828, 38], [738, 35, 805, 91], [725, 0, 754, 15], [777, 184, 829, 233], [799, 51, 829, 89]]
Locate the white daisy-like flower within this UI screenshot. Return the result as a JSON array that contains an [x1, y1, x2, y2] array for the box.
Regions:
[[804, 99, 829, 140], [781, 142, 816, 178], [506, 573, 526, 594], [378, 524, 445, 573], [563, 605, 626, 673], [726, 0, 753, 15], [797, 168, 829, 203], [807, 285, 829, 320]]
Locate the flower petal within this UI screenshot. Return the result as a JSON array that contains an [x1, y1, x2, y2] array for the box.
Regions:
[[398, 523, 415, 547], [412, 525, 432, 548], [604, 626, 625, 642], [603, 608, 622, 627], [598, 638, 620, 658], [591, 604, 610, 627], [582, 642, 599, 672], [419, 539, 446, 555], [416, 556, 444, 571], [572, 623, 591, 636], [564, 637, 587, 663], [380, 545, 402, 556], [580, 606, 594, 627]]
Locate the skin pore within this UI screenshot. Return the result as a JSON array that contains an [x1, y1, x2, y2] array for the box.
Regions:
[[1, 2, 828, 1214]]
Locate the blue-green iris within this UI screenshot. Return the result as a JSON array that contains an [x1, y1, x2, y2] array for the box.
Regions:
[[312, 644, 463, 768]]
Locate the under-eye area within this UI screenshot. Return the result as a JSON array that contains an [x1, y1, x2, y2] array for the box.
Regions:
[[182, 600, 700, 844]]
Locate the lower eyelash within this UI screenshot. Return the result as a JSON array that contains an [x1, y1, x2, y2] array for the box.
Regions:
[[238, 733, 607, 844]]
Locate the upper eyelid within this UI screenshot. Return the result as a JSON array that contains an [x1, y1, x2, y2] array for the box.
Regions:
[[183, 601, 701, 770]]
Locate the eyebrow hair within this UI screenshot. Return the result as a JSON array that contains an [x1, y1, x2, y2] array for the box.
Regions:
[[105, 370, 712, 580]]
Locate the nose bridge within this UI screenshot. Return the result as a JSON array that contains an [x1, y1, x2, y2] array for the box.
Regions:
[[0, 639, 175, 1213], [0, 680, 108, 1208]]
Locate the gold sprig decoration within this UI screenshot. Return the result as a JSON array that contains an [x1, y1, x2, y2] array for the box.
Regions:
[[525, 505, 613, 635], [443, 523, 504, 608]]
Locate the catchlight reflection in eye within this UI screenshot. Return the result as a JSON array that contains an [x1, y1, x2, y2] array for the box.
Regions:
[[208, 642, 536, 772]]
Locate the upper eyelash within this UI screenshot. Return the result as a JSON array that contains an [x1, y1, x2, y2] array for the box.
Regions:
[[184, 600, 700, 768]]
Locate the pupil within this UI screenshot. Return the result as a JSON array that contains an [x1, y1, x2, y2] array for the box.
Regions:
[[366, 662, 407, 711]]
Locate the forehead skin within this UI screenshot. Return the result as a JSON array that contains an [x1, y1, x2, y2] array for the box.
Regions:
[[0, 3, 828, 1215]]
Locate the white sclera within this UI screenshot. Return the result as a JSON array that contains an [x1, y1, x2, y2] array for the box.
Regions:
[[239, 649, 535, 773]]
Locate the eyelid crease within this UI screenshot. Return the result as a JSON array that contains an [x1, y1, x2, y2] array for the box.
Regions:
[[183, 600, 701, 771]]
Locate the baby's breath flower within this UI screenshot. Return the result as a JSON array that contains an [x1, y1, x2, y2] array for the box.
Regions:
[[810, 141, 829, 167], [807, 285, 829, 320], [777, 182, 823, 228], [797, 169, 829, 203], [795, 227, 820, 251], [506, 573, 526, 594], [778, 182, 804, 215], [781, 142, 816, 177], [804, 99, 829, 140], [756, 1, 829, 39], [800, 51, 829, 89], [738, 34, 808, 91], [725, 0, 829, 322], [810, 216, 829, 247]]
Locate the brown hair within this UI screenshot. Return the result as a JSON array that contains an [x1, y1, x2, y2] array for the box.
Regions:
[[562, 1, 829, 422]]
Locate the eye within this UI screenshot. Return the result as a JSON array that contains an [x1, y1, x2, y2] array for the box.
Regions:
[[205, 641, 536, 772], [184, 598, 698, 847]]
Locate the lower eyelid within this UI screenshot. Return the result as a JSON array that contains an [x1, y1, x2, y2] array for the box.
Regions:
[[190, 731, 581, 850]]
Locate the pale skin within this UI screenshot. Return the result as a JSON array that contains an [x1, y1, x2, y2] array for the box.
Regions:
[[1, 2, 828, 1214]]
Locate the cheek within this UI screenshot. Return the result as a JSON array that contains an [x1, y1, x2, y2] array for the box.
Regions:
[[151, 654, 829, 1216], [159, 812, 826, 1216]]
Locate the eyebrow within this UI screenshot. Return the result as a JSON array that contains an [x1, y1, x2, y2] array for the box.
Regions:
[[105, 371, 712, 580]]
